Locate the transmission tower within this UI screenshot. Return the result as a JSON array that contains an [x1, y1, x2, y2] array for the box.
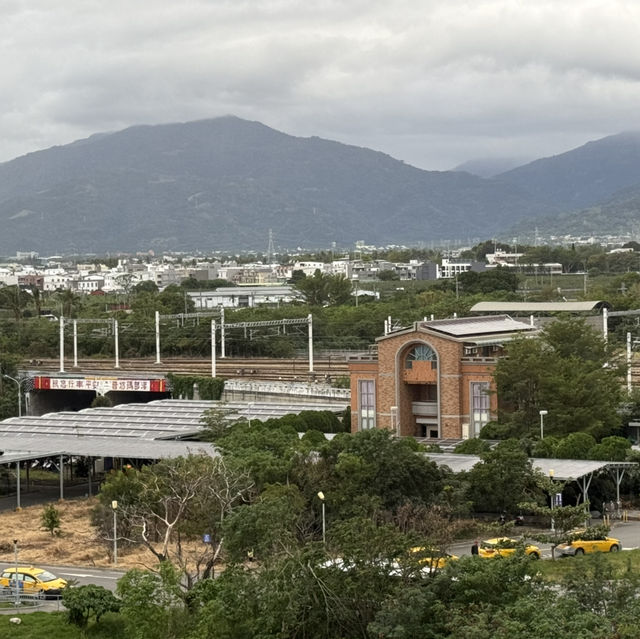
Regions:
[[266, 229, 275, 264]]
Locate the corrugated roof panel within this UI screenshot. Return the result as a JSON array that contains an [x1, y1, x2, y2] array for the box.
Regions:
[[421, 315, 536, 337], [470, 301, 609, 312]]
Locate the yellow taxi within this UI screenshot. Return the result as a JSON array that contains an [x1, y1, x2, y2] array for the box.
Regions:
[[478, 537, 541, 559], [409, 547, 459, 570], [556, 531, 621, 557], [0, 566, 67, 597]]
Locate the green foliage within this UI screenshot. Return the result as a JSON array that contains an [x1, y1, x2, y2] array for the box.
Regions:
[[458, 266, 518, 294], [117, 564, 192, 639], [40, 503, 61, 537], [495, 317, 622, 439], [63, 584, 121, 628], [167, 374, 225, 400], [555, 432, 597, 459], [90, 394, 112, 408], [567, 524, 611, 543], [531, 435, 560, 458], [588, 435, 632, 461], [222, 484, 308, 562], [341, 405, 351, 431], [293, 270, 352, 306], [454, 438, 491, 454], [479, 420, 516, 439], [466, 439, 539, 514], [318, 429, 443, 518]]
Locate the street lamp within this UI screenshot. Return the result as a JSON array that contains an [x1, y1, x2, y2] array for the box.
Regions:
[[2, 374, 26, 417], [549, 469, 555, 532], [13, 539, 19, 605], [539, 410, 548, 439], [111, 500, 118, 565], [317, 491, 326, 545]]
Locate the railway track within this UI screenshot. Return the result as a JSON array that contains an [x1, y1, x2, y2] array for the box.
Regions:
[[22, 357, 352, 383]]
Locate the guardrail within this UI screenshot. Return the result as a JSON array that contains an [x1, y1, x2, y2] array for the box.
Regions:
[[0, 588, 46, 609]]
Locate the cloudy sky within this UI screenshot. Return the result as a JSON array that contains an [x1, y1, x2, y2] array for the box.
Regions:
[[2, 0, 640, 171]]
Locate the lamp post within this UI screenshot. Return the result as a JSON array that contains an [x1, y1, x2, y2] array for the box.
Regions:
[[317, 491, 326, 545], [549, 469, 555, 532], [111, 500, 118, 565], [539, 410, 548, 439], [13, 539, 19, 605], [2, 374, 26, 417]]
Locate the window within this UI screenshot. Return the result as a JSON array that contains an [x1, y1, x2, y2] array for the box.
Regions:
[[358, 380, 376, 430], [405, 344, 437, 369], [470, 382, 491, 437]]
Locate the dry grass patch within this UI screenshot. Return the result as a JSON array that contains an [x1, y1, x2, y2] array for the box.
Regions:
[[0, 498, 202, 571]]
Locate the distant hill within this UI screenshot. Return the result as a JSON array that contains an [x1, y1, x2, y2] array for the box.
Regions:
[[452, 157, 531, 178], [0, 117, 552, 254], [497, 132, 640, 211], [509, 183, 640, 238]]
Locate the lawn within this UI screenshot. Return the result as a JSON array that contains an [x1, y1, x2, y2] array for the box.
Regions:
[[535, 548, 640, 581], [0, 612, 124, 639]]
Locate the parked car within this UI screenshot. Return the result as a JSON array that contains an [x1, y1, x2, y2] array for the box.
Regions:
[[409, 547, 459, 570], [556, 531, 621, 556], [478, 537, 541, 559], [0, 566, 67, 597]]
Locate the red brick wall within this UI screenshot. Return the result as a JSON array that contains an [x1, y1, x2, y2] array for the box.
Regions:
[[350, 325, 499, 438]]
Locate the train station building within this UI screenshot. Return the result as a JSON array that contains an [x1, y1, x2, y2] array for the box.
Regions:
[[349, 315, 538, 439]]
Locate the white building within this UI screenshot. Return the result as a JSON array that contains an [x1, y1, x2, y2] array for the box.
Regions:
[[188, 286, 301, 309]]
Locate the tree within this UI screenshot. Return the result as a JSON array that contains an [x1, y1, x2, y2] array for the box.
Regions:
[[315, 429, 443, 519], [117, 563, 192, 639], [495, 317, 622, 439], [63, 584, 120, 628], [133, 280, 159, 294], [96, 455, 253, 587], [466, 439, 540, 514], [40, 504, 61, 537]]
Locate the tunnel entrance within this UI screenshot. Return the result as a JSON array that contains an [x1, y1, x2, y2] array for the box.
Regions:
[[25, 374, 170, 416], [28, 389, 171, 415]]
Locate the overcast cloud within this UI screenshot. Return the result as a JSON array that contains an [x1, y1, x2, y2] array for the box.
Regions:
[[2, 0, 640, 170]]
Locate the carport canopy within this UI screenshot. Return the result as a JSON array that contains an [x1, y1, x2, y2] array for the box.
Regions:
[[425, 453, 638, 506], [0, 436, 217, 509]]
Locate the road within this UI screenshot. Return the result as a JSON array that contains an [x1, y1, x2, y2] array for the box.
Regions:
[[449, 519, 640, 558], [2, 519, 640, 614]]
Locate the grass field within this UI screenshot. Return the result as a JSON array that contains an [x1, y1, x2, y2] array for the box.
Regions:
[[534, 547, 640, 581], [0, 612, 124, 639]]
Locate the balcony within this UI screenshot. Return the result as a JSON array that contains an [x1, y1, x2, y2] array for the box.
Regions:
[[412, 401, 438, 417]]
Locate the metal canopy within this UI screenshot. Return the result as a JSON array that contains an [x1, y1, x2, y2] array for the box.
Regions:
[[470, 301, 610, 313], [0, 435, 217, 462], [425, 453, 636, 482], [0, 399, 348, 443]]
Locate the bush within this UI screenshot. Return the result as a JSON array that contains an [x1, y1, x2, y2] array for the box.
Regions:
[[167, 374, 225, 400], [479, 421, 515, 440], [63, 584, 121, 628], [454, 438, 491, 454], [40, 504, 61, 537]]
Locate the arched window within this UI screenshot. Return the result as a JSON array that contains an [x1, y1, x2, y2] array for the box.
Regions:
[[405, 344, 437, 369]]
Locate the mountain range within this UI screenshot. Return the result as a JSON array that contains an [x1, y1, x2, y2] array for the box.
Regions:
[[0, 117, 639, 254]]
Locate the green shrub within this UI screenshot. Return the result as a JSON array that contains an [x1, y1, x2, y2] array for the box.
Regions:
[[167, 374, 225, 400], [41, 504, 61, 537], [454, 438, 491, 454], [63, 584, 121, 628]]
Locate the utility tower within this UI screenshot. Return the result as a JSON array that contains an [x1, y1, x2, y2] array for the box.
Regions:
[[266, 229, 275, 264]]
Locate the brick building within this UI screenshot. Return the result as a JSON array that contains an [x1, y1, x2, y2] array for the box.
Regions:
[[349, 315, 537, 439]]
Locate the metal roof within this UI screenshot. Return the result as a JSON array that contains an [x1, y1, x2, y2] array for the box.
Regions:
[[425, 453, 636, 481], [0, 399, 348, 451], [470, 301, 610, 313], [0, 436, 216, 462], [421, 315, 537, 338]]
